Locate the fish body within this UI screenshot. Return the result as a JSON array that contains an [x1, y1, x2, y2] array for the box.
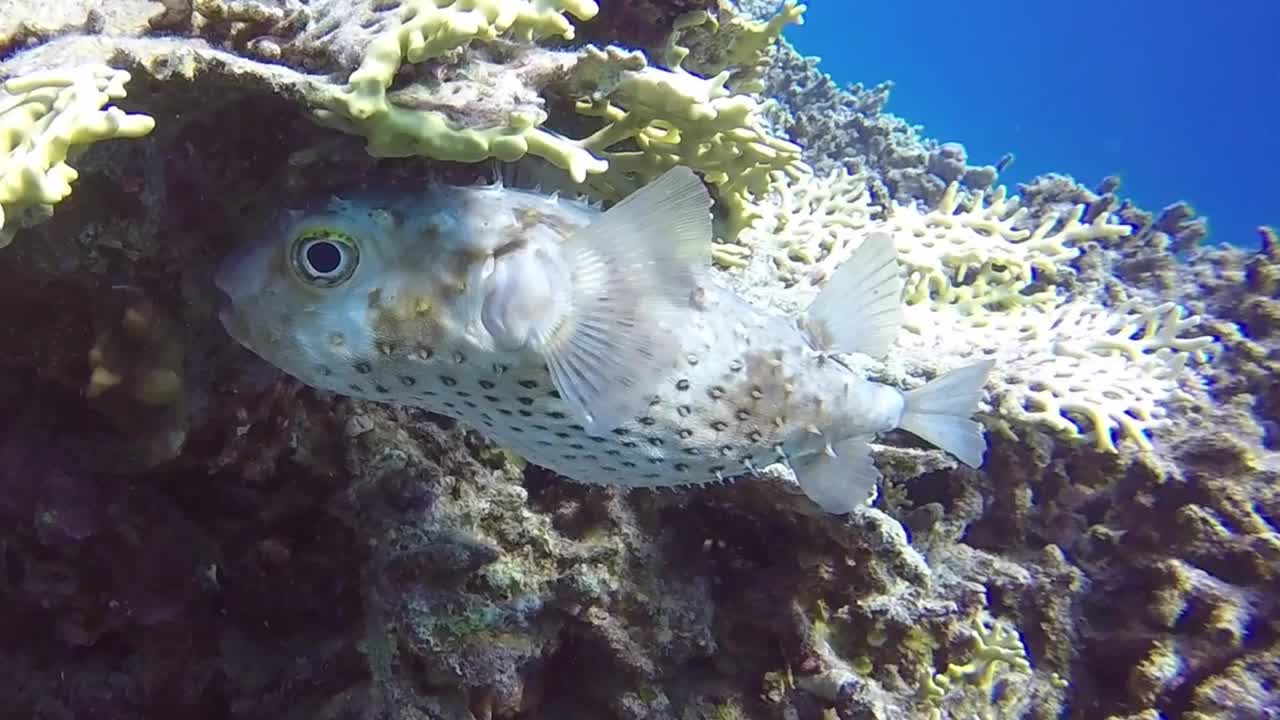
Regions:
[[216, 167, 994, 513]]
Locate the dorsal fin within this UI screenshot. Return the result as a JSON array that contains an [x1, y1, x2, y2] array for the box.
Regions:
[[804, 232, 904, 358]]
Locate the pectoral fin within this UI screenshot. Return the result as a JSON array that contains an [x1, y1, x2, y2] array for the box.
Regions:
[[533, 166, 713, 430]]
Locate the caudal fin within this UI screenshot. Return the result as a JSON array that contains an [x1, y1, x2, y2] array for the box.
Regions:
[[536, 166, 712, 431], [898, 359, 996, 467]]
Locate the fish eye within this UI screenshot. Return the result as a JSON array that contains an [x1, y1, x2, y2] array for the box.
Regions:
[[290, 229, 359, 287]]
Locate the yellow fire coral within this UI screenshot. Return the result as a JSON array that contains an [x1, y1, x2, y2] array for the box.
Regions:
[[311, 0, 808, 231], [0, 65, 155, 247], [311, 0, 608, 182], [568, 44, 808, 234]]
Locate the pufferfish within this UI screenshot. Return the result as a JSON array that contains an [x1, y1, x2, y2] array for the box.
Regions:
[[215, 166, 995, 513]]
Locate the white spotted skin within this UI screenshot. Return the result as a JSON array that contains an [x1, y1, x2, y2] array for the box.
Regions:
[[216, 183, 910, 490]]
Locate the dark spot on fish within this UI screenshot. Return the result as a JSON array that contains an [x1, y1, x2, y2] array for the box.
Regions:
[[518, 379, 539, 390], [510, 426, 524, 433], [711, 421, 728, 431], [648, 437, 664, 447], [564, 454, 577, 460], [677, 406, 691, 417], [639, 417, 656, 426], [419, 389, 437, 397], [648, 458, 664, 464], [456, 390, 471, 397], [588, 436, 607, 443], [569, 424, 585, 431], [583, 454, 598, 461], [517, 397, 534, 406], [547, 389, 561, 399], [555, 432, 571, 439], [374, 384, 390, 394], [612, 427, 630, 436], [479, 379, 495, 390], [440, 375, 457, 386], [720, 445, 734, 456], [518, 410, 533, 417], [399, 375, 416, 386], [729, 359, 744, 372], [443, 401, 456, 408], [452, 351, 466, 364], [601, 465, 617, 472], [684, 447, 699, 455], [348, 383, 363, 392], [484, 395, 501, 403], [546, 411, 567, 420], [622, 440, 638, 448], [679, 429, 693, 439], [606, 449, 621, 457], [708, 386, 725, 399], [748, 431, 763, 442], [644, 472, 661, 479], [532, 424, 549, 431], [537, 440, 553, 446], [354, 361, 372, 374], [676, 379, 690, 391], [674, 463, 688, 472], [497, 408, 513, 416], [736, 409, 751, 421], [622, 461, 637, 468], [569, 443, 585, 450], [483, 420, 494, 427], [464, 401, 478, 408]]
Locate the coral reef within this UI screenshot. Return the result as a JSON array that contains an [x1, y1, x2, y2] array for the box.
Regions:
[[0, 64, 154, 245], [0, 0, 1272, 719]]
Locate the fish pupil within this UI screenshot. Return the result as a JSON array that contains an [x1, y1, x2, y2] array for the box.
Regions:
[[306, 241, 342, 274]]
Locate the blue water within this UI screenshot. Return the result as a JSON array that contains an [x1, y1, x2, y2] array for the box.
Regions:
[[787, 1, 1279, 250]]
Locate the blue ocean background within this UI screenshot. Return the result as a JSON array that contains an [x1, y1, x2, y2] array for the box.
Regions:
[[787, 2, 1278, 250]]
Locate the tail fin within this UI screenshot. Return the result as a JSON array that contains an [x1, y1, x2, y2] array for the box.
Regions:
[[898, 359, 996, 467]]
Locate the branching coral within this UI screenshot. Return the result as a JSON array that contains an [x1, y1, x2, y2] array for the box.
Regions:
[[921, 613, 1034, 712], [311, 0, 608, 180], [0, 64, 155, 247], [662, 0, 806, 93], [567, 43, 808, 232], [308, 0, 808, 231]]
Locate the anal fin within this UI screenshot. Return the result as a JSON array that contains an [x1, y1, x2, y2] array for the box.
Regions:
[[793, 436, 880, 514]]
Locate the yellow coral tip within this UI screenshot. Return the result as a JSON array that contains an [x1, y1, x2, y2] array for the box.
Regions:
[[86, 367, 123, 397]]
